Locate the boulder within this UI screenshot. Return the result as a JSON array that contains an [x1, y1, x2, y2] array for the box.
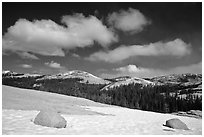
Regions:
[[34, 110, 67, 128], [164, 118, 189, 130], [187, 110, 202, 117]]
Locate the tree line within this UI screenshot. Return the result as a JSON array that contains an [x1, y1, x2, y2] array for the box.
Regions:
[[2, 76, 202, 113]]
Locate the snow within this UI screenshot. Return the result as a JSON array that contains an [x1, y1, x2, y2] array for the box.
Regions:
[[2, 70, 11, 74], [2, 85, 107, 114], [102, 77, 154, 90], [178, 93, 202, 99], [2, 70, 42, 78], [151, 73, 202, 85], [37, 70, 110, 84], [33, 83, 42, 88], [14, 73, 42, 78], [2, 70, 18, 75], [2, 85, 202, 135], [2, 107, 202, 135]]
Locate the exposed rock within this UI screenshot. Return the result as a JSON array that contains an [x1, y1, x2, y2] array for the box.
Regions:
[[34, 110, 67, 128], [187, 110, 202, 118], [172, 110, 202, 119], [164, 118, 189, 130]]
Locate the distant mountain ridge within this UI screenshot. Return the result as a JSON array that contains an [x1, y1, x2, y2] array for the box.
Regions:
[[149, 73, 202, 95], [36, 70, 110, 84], [102, 77, 155, 91], [2, 70, 21, 77], [2, 70, 42, 78], [149, 73, 202, 85], [2, 70, 202, 113], [2, 70, 202, 90]]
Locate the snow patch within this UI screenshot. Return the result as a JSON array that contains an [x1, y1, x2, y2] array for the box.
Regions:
[[37, 70, 110, 84], [102, 77, 154, 90]]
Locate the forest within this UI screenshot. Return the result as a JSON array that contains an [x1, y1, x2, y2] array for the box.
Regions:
[[2, 76, 202, 113]]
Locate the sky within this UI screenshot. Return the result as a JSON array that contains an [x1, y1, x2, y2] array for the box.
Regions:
[[2, 2, 202, 78]]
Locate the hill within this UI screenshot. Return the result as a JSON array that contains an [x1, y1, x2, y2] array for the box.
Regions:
[[2, 70, 202, 113], [2, 85, 108, 115], [102, 77, 154, 90], [2, 85, 202, 135], [37, 70, 110, 84]]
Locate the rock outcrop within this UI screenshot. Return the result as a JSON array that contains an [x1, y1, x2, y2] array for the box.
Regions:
[[164, 118, 189, 130], [34, 110, 67, 128]]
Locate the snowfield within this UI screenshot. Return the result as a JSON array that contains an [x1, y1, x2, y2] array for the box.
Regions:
[[36, 70, 111, 84], [102, 77, 154, 91], [2, 85, 202, 135]]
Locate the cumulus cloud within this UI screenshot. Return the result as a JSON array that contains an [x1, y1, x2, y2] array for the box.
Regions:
[[3, 39, 38, 59], [100, 62, 202, 78], [86, 39, 191, 63], [115, 64, 142, 73], [20, 64, 32, 68], [2, 14, 117, 57], [62, 13, 118, 47], [45, 61, 64, 69], [107, 8, 151, 33]]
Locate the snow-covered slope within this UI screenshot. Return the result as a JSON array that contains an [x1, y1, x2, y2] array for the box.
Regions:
[[150, 73, 202, 97], [2, 70, 19, 77], [113, 76, 132, 81], [37, 70, 110, 84], [2, 85, 107, 114], [150, 73, 202, 85], [15, 73, 43, 78], [2, 85, 202, 135], [2, 70, 13, 74], [102, 77, 154, 90], [2, 70, 42, 78]]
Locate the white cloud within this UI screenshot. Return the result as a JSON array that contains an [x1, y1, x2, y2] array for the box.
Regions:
[[62, 13, 118, 47], [20, 64, 32, 68], [3, 14, 117, 57], [100, 62, 202, 78], [86, 39, 191, 63], [115, 64, 141, 73], [107, 8, 150, 33], [72, 53, 80, 58], [45, 61, 64, 69], [16, 52, 39, 60], [2, 39, 38, 59]]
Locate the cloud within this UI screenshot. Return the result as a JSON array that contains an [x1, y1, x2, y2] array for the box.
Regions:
[[2, 39, 39, 59], [100, 62, 202, 78], [115, 64, 141, 73], [45, 61, 64, 69], [16, 52, 39, 60], [72, 53, 80, 58], [20, 64, 32, 68], [62, 13, 118, 47], [44, 61, 68, 74], [107, 8, 151, 33], [86, 39, 191, 63], [3, 14, 117, 57]]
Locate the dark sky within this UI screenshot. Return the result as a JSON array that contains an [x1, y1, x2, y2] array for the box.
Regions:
[[2, 2, 202, 78], [3, 3, 201, 34]]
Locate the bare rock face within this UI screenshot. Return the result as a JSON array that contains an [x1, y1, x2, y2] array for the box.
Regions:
[[34, 110, 67, 128], [164, 118, 189, 130]]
